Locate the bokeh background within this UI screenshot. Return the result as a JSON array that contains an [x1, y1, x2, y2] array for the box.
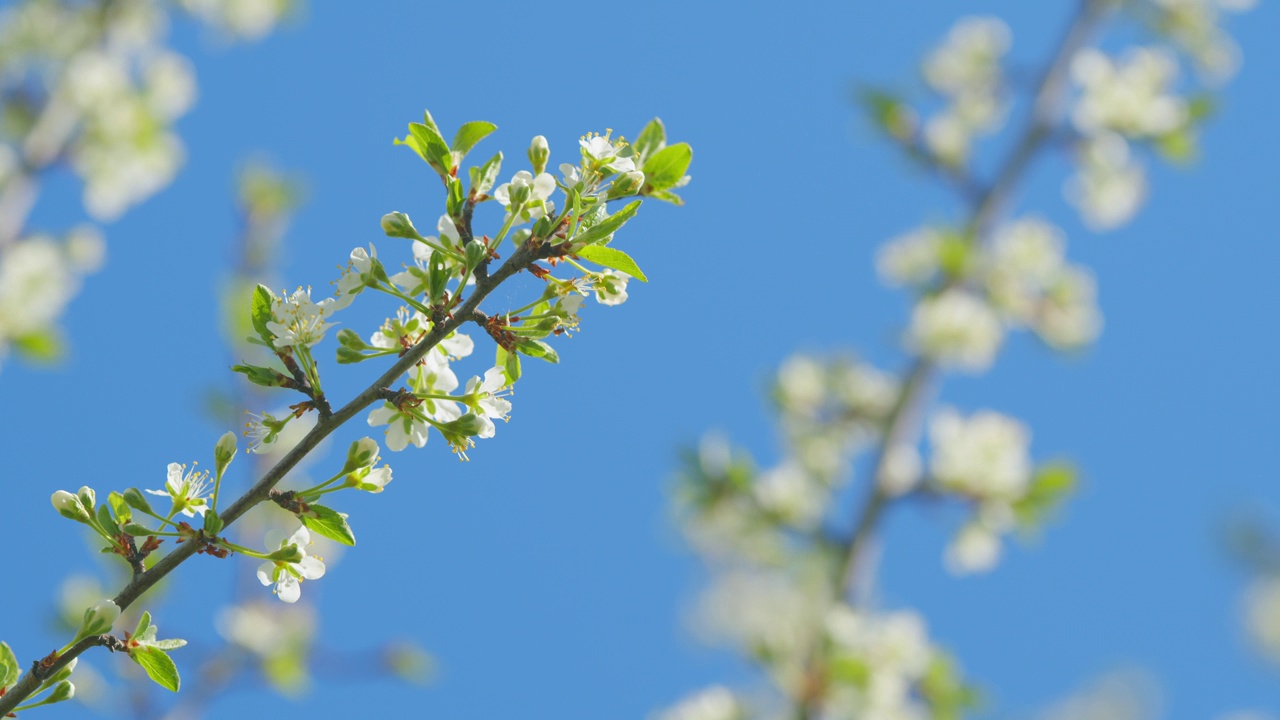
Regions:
[[1, 1, 1277, 717]]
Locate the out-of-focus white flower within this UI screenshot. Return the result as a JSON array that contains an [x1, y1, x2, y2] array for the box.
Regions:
[[180, 0, 292, 41], [880, 444, 923, 496], [0, 237, 76, 341], [1037, 266, 1103, 350], [1150, 0, 1255, 79], [1071, 47, 1187, 138], [907, 289, 1003, 372], [656, 686, 743, 720], [217, 600, 315, 658], [877, 227, 943, 287], [1244, 576, 1280, 661], [929, 407, 1031, 498], [777, 355, 826, 412], [945, 521, 1003, 575], [143, 52, 196, 120], [832, 361, 899, 419], [924, 112, 971, 167], [753, 463, 824, 526], [983, 217, 1067, 323], [923, 17, 1011, 97], [1066, 132, 1148, 231], [825, 606, 934, 718]]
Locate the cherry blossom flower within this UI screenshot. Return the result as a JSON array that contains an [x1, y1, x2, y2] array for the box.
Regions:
[[256, 525, 325, 604], [146, 462, 212, 517]]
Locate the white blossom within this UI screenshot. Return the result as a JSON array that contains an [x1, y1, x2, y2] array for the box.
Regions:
[[929, 407, 1031, 498], [580, 134, 636, 173], [1245, 576, 1280, 661], [593, 269, 630, 306], [462, 367, 512, 438], [266, 286, 340, 350], [907, 289, 1003, 372], [753, 463, 824, 526], [256, 525, 325, 604], [1066, 132, 1148, 230], [877, 227, 943, 287], [145, 462, 212, 518], [656, 686, 742, 720], [368, 403, 431, 452], [494, 170, 556, 221], [1071, 47, 1187, 138]]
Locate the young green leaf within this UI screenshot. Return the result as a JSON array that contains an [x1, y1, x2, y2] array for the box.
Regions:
[[470, 151, 504, 197], [132, 646, 180, 692], [0, 641, 19, 690], [133, 612, 152, 640], [299, 505, 356, 546], [570, 200, 641, 247], [574, 245, 648, 282], [451, 121, 497, 161], [250, 284, 276, 345], [632, 118, 667, 164], [496, 345, 521, 384], [642, 143, 692, 191], [515, 339, 559, 364]]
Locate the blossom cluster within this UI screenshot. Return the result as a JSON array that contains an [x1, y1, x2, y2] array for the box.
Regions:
[[0, 0, 295, 371]]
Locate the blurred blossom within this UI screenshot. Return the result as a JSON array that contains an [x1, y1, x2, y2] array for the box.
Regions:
[[776, 355, 826, 412], [179, 0, 293, 40], [920, 16, 1011, 166], [907, 289, 1003, 372], [698, 568, 826, 680], [1148, 0, 1255, 78], [880, 444, 922, 496], [217, 599, 316, 693], [984, 217, 1066, 322], [1071, 47, 1186, 138], [655, 686, 743, 720], [1037, 668, 1162, 720], [877, 227, 943, 288], [831, 360, 899, 420], [1244, 576, 1280, 661], [824, 605, 934, 718], [1066, 131, 1148, 230], [753, 463, 824, 527], [929, 407, 1030, 499], [1037, 266, 1103, 350], [945, 520, 1004, 575]]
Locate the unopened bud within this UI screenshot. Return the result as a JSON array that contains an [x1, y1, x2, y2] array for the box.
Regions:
[[343, 438, 381, 474], [52, 491, 89, 522], [606, 170, 645, 200], [77, 486, 96, 511], [214, 431, 237, 479], [528, 135, 550, 175], [79, 599, 120, 637], [122, 488, 154, 514], [381, 211, 419, 239]]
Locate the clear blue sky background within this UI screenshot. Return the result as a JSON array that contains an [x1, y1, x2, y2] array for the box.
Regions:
[[1, 1, 1277, 718]]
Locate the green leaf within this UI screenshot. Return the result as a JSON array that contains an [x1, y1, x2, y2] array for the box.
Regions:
[[400, 120, 452, 177], [451, 121, 497, 160], [12, 329, 63, 362], [644, 188, 684, 206], [133, 612, 152, 640], [299, 504, 356, 546], [108, 492, 132, 526], [1013, 462, 1077, 530], [96, 503, 120, 537], [495, 346, 521, 384], [642, 142, 692, 191], [574, 245, 648, 282], [132, 646, 180, 692], [0, 641, 20, 689], [250, 285, 276, 345], [571, 200, 641, 247], [232, 363, 288, 388], [632, 118, 666, 164], [515, 339, 559, 364], [470, 151, 504, 197]]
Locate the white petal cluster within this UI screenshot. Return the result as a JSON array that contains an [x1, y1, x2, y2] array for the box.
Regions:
[[1071, 48, 1187, 138], [824, 606, 934, 719], [256, 525, 325, 603], [178, 0, 293, 41], [1065, 132, 1148, 231], [921, 17, 1012, 165], [928, 407, 1030, 498], [145, 462, 212, 518], [1244, 576, 1280, 662], [267, 287, 341, 349], [655, 687, 743, 720], [0, 229, 102, 365], [494, 170, 557, 222], [983, 217, 1102, 349], [753, 463, 824, 527], [876, 227, 944, 287], [907, 289, 1003, 372], [1149, 0, 1255, 78]]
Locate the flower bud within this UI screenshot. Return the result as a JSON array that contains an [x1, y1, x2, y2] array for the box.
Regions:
[[79, 599, 120, 637], [343, 438, 381, 474], [77, 486, 96, 511], [465, 240, 489, 269], [52, 491, 89, 522], [606, 170, 645, 200], [381, 211, 419, 239], [46, 680, 75, 704], [214, 431, 237, 479], [122, 488, 154, 514], [528, 135, 550, 175]]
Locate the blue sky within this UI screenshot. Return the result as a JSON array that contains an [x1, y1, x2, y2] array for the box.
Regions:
[[2, 1, 1278, 718]]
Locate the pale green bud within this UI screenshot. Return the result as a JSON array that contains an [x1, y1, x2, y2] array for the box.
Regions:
[[46, 680, 74, 704], [465, 240, 489, 269], [606, 170, 645, 200], [214, 431, 237, 478], [79, 599, 120, 637], [122, 488, 154, 514], [343, 438, 381, 475], [381, 211, 419, 239], [52, 491, 89, 522], [77, 486, 96, 512], [507, 181, 531, 207], [528, 135, 550, 175]]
